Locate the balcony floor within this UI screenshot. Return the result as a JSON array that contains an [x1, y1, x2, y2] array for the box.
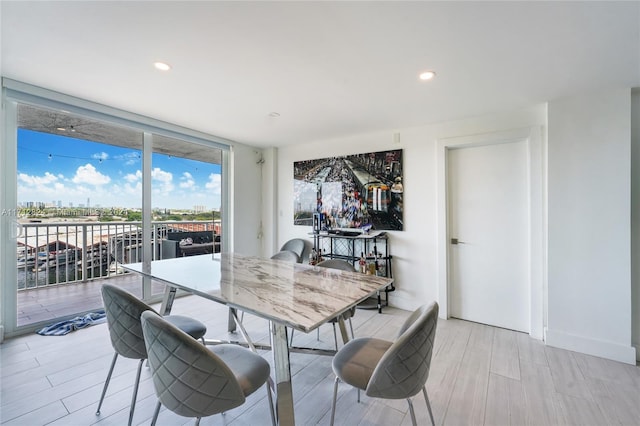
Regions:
[[17, 274, 165, 327], [2, 294, 639, 425]]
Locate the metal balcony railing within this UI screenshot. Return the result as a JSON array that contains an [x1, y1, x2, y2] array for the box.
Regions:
[[16, 220, 221, 291]]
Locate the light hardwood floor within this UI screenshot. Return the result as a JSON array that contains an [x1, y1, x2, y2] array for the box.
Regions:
[[1, 294, 639, 426]]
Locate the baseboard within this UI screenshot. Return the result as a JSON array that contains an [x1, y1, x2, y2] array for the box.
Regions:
[[545, 328, 636, 365], [384, 293, 414, 312], [0, 325, 4, 343]]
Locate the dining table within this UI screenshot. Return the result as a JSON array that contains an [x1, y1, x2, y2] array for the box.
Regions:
[[124, 252, 393, 426]]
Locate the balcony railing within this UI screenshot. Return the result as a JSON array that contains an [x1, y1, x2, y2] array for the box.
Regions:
[[16, 220, 221, 291]]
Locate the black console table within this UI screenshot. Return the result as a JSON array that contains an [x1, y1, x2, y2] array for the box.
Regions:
[[312, 231, 394, 313]]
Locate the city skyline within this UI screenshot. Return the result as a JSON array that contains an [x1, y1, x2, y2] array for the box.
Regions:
[[17, 129, 222, 210]]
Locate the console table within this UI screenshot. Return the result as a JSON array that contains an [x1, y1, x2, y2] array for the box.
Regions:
[[312, 231, 394, 312]]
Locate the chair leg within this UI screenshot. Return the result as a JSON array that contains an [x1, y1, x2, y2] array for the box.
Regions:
[[151, 401, 161, 426], [317, 327, 320, 341], [348, 317, 355, 339], [357, 388, 360, 403], [423, 386, 436, 426], [195, 418, 201, 426], [128, 359, 145, 426], [332, 322, 338, 351], [330, 376, 340, 426], [266, 380, 277, 426], [407, 397, 417, 426], [290, 328, 295, 345], [96, 352, 118, 415]]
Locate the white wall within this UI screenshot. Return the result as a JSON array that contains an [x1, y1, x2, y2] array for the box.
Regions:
[[0, 1, 5, 343], [546, 88, 635, 364], [229, 143, 264, 257], [271, 88, 637, 364], [631, 88, 639, 361], [261, 147, 278, 257], [274, 106, 546, 312]]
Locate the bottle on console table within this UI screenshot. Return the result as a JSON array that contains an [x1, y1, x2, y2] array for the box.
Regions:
[[359, 252, 366, 273]]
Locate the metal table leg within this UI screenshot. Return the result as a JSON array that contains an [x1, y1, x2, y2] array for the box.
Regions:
[[270, 322, 295, 425], [159, 285, 177, 315], [227, 307, 237, 333], [337, 316, 350, 344]]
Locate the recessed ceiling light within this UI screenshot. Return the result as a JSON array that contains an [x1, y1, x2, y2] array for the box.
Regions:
[[419, 70, 436, 81], [56, 127, 66, 131], [154, 62, 172, 71]]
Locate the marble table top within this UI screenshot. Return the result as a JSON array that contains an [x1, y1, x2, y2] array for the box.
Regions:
[[125, 253, 393, 332]]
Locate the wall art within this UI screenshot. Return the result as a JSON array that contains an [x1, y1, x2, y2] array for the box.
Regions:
[[293, 149, 403, 231]]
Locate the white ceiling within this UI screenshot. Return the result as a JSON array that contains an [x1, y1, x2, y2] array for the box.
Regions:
[[2, 1, 639, 148]]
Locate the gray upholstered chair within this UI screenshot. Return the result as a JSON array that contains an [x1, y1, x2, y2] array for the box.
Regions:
[[290, 259, 357, 350], [329, 301, 439, 426], [280, 238, 306, 262], [96, 284, 207, 426], [270, 249, 301, 263], [140, 311, 275, 426]]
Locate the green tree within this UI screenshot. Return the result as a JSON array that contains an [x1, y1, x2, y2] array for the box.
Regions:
[[127, 211, 142, 221]]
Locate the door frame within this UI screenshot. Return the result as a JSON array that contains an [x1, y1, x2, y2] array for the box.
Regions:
[[436, 127, 546, 339]]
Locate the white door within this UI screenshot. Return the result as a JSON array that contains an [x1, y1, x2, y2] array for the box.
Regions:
[[448, 140, 529, 332]]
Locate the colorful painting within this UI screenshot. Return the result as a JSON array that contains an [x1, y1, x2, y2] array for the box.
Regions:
[[294, 149, 403, 231]]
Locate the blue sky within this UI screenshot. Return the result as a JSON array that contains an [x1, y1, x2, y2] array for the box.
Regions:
[[17, 129, 222, 210]]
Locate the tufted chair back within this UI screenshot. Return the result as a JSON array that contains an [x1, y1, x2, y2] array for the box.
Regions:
[[280, 239, 306, 260], [316, 259, 355, 272], [270, 250, 300, 262], [141, 311, 246, 418], [101, 284, 153, 359], [366, 301, 439, 399]]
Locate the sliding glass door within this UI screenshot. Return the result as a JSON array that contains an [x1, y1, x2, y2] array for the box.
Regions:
[[149, 135, 222, 296], [15, 104, 145, 327], [2, 80, 228, 336]]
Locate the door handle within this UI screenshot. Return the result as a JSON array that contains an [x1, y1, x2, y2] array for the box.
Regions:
[[451, 238, 467, 245]]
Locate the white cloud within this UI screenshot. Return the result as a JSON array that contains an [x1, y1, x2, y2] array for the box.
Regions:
[[152, 168, 172, 183], [205, 173, 221, 194], [152, 167, 174, 194], [179, 172, 195, 189], [17, 156, 219, 209], [122, 181, 142, 196], [124, 170, 142, 183], [18, 171, 58, 186], [92, 152, 109, 161], [114, 152, 141, 166], [72, 164, 111, 186]]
